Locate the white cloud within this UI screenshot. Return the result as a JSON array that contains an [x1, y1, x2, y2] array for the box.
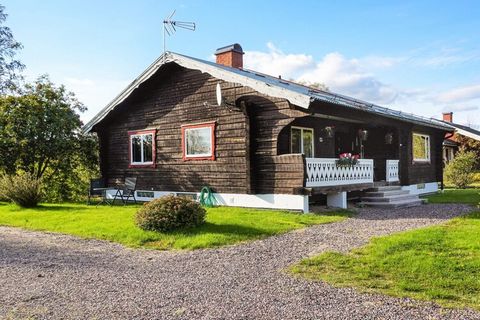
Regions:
[[244, 43, 480, 126], [244, 44, 399, 104], [437, 84, 480, 103], [244, 42, 315, 79], [441, 105, 478, 113]]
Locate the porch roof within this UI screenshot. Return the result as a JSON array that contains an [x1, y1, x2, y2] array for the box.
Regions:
[[83, 51, 452, 133]]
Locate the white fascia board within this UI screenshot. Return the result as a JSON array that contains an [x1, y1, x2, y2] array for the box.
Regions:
[[455, 128, 480, 141], [169, 53, 312, 109], [83, 52, 311, 133], [83, 55, 165, 133]]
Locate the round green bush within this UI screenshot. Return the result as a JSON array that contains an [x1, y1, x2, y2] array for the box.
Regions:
[[135, 195, 206, 232]]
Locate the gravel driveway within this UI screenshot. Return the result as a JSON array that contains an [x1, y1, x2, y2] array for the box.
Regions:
[[1, 204, 479, 320]]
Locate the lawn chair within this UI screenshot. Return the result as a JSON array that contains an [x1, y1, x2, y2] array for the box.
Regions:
[[113, 177, 137, 205], [88, 178, 106, 205]]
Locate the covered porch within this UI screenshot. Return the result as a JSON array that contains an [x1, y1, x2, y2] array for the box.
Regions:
[[277, 112, 407, 208]]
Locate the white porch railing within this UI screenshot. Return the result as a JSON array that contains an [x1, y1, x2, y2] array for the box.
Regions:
[[386, 159, 400, 182], [305, 158, 374, 188]]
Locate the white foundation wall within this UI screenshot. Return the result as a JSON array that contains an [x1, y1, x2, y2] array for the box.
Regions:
[[401, 182, 439, 195], [105, 190, 309, 212]]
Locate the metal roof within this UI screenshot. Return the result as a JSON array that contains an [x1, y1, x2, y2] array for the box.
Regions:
[[83, 51, 453, 133]]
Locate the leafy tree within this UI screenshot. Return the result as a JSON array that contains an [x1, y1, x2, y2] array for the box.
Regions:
[[454, 133, 480, 170], [444, 149, 477, 189], [0, 75, 98, 201], [0, 5, 24, 93], [294, 80, 330, 91]]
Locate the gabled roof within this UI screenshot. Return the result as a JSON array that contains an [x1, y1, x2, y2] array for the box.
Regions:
[[441, 121, 480, 141], [83, 51, 452, 133]]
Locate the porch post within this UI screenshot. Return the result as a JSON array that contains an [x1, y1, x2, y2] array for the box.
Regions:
[[327, 191, 347, 209]]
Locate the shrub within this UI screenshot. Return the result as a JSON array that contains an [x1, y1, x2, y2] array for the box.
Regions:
[[0, 173, 43, 207], [444, 149, 478, 189], [135, 195, 206, 232]]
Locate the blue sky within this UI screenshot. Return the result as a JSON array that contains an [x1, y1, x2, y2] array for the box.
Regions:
[[4, 0, 480, 126]]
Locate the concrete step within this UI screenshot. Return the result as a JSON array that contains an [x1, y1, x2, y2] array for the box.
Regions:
[[363, 189, 409, 197], [367, 185, 402, 192], [358, 199, 423, 208], [362, 194, 419, 203]]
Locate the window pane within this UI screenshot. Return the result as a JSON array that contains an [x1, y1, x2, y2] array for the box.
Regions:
[[291, 128, 301, 153], [303, 130, 314, 157], [413, 134, 428, 160], [132, 136, 142, 163], [143, 134, 153, 162], [186, 127, 212, 156]]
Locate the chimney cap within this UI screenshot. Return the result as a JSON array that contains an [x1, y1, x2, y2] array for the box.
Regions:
[[215, 43, 244, 55]]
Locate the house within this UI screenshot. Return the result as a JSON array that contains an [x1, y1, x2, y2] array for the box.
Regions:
[[440, 112, 480, 163], [83, 44, 453, 212]]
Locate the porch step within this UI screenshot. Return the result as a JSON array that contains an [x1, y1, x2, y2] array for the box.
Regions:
[[363, 190, 409, 197], [367, 185, 402, 192], [358, 199, 423, 209], [360, 185, 423, 208]]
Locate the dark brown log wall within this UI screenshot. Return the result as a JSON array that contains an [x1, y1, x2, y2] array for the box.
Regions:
[[94, 63, 309, 195]]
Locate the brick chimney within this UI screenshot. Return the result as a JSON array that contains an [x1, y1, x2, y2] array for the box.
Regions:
[[215, 43, 244, 69], [442, 112, 453, 122]]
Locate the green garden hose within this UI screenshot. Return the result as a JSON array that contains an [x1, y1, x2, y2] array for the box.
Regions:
[[199, 186, 216, 207]]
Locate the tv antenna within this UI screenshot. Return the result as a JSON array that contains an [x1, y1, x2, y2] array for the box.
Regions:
[[163, 10, 196, 56]]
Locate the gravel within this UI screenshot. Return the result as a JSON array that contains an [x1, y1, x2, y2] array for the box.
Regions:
[[1, 203, 479, 319]]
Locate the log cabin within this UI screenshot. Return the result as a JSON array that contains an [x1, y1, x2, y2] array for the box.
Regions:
[[83, 44, 453, 212]]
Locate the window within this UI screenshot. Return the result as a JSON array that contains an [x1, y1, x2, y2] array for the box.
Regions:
[[181, 122, 215, 160], [412, 133, 430, 162], [128, 129, 156, 167], [291, 126, 314, 157]]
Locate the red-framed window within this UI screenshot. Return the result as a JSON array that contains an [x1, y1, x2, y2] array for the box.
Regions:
[[128, 129, 156, 168], [181, 122, 216, 161]]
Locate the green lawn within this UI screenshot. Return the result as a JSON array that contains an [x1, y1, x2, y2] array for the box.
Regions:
[[291, 212, 480, 310], [0, 202, 348, 250], [424, 188, 480, 205]]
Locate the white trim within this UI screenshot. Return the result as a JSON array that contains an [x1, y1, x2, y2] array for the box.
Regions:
[[105, 189, 309, 212], [412, 133, 431, 162], [83, 52, 311, 133], [83, 52, 452, 134], [130, 132, 154, 165], [401, 182, 439, 195], [184, 126, 214, 158], [455, 127, 480, 141], [291, 126, 315, 157]]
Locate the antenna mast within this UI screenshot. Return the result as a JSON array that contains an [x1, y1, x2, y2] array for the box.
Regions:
[[163, 10, 196, 57]]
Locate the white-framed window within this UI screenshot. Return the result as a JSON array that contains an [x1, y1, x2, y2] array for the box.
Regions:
[[181, 122, 216, 161], [412, 133, 430, 162], [291, 126, 314, 158], [129, 129, 156, 167]]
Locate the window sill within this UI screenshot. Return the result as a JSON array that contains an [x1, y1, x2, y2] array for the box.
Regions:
[[183, 156, 215, 161], [412, 160, 431, 165]]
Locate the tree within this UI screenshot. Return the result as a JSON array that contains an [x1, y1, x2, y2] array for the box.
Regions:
[[444, 149, 477, 189], [293, 80, 330, 92], [455, 133, 480, 170], [0, 5, 24, 93], [0, 75, 98, 201]]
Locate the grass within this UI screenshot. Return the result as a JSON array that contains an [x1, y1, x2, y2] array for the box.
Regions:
[[424, 188, 480, 205], [291, 212, 480, 310], [0, 202, 348, 250]]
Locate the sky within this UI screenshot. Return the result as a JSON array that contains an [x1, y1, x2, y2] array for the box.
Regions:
[[3, 0, 480, 127]]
